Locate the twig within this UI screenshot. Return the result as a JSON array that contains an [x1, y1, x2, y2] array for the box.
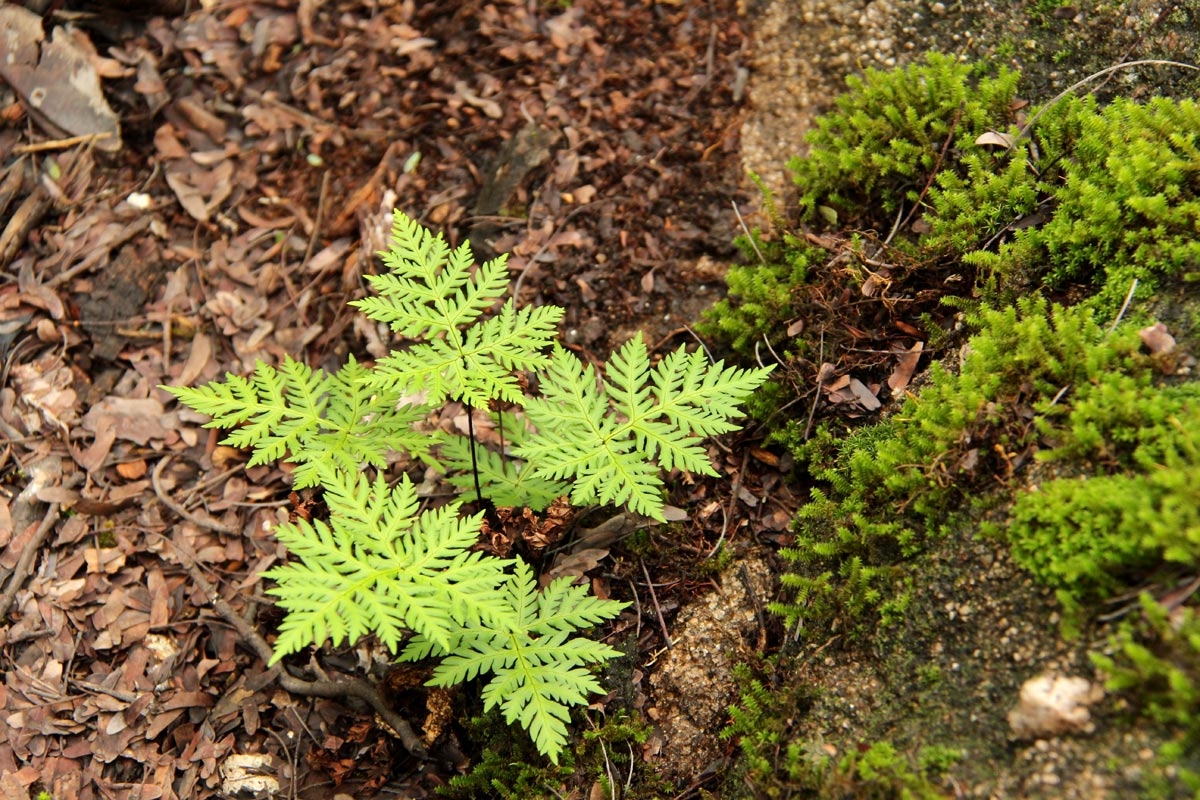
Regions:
[[266, 727, 299, 800], [300, 170, 331, 273], [13, 132, 114, 154], [897, 105, 962, 234], [803, 329, 826, 440], [0, 502, 60, 620], [706, 449, 749, 560], [730, 201, 765, 265], [151, 455, 237, 535], [1106, 277, 1139, 336], [1015, 60, 1199, 144], [639, 558, 673, 649]]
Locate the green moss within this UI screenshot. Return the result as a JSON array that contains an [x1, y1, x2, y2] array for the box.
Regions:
[[1008, 408, 1200, 599], [700, 232, 817, 353], [969, 96, 1200, 313], [703, 52, 1200, 796], [443, 708, 661, 799], [1092, 593, 1200, 797], [772, 297, 1126, 631], [792, 52, 1022, 229], [721, 667, 956, 799]]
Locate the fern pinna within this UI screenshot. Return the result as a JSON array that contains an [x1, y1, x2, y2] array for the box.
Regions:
[[164, 210, 770, 761]]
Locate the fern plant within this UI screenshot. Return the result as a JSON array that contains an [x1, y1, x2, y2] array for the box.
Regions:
[[164, 209, 771, 761]]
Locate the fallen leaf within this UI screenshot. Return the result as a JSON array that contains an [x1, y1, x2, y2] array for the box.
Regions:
[[81, 397, 173, 445], [116, 459, 148, 480], [544, 548, 609, 584], [848, 377, 881, 411], [888, 341, 924, 395], [0, 5, 122, 151], [975, 131, 1015, 149]]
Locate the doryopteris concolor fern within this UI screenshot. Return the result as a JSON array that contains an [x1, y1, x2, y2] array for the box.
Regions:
[[163, 209, 771, 761]]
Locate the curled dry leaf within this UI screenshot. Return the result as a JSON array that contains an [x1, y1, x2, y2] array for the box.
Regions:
[[888, 341, 924, 395], [975, 130, 1015, 149]]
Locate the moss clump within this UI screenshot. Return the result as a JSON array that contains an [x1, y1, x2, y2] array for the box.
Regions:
[[702, 231, 818, 353], [772, 296, 1138, 631], [792, 52, 1023, 231], [1008, 406, 1200, 600], [1092, 593, 1200, 797], [442, 708, 660, 799], [968, 96, 1200, 313], [721, 664, 958, 798]]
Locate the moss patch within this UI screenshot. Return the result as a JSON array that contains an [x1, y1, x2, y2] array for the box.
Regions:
[[707, 52, 1200, 798]]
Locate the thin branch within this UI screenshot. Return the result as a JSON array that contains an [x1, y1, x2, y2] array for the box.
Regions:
[[1106, 277, 1139, 336], [151, 465, 429, 758], [0, 502, 60, 620], [730, 201, 765, 265], [1015, 60, 1199, 144], [151, 455, 237, 535], [639, 558, 673, 649]]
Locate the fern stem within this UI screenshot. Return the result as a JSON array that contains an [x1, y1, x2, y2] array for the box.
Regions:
[[465, 401, 487, 508], [497, 406, 508, 478]]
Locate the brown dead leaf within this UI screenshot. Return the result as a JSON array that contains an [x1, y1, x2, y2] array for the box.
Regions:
[[176, 332, 213, 387], [888, 341, 924, 395], [81, 397, 173, 445], [848, 378, 882, 411], [544, 548, 609, 585], [975, 131, 1016, 149], [10, 351, 78, 435], [0, 6, 122, 151], [116, 459, 148, 480], [165, 159, 234, 222]]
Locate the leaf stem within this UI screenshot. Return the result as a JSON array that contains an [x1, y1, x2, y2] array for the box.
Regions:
[[465, 400, 487, 508]]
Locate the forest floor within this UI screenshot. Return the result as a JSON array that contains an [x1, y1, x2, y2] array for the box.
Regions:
[[0, 1, 798, 797], [3, 1, 1199, 799]]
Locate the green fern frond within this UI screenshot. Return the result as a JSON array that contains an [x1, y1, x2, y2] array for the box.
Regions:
[[164, 210, 765, 762], [402, 561, 626, 763], [263, 471, 514, 662], [366, 300, 564, 407], [165, 357, 327, 466], [163, 355, 433, 489], [353, 209, 511, 338], [354, 210, 564, 408], [519, 336, 773, 520]]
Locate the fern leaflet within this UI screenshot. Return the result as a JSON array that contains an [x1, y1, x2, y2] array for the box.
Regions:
[[518, 335, 773, 520], [399, 560, 626, 762], [263, 470, 514, 662], [163, 356, 432, 489], [354, 210, 564, 407]]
